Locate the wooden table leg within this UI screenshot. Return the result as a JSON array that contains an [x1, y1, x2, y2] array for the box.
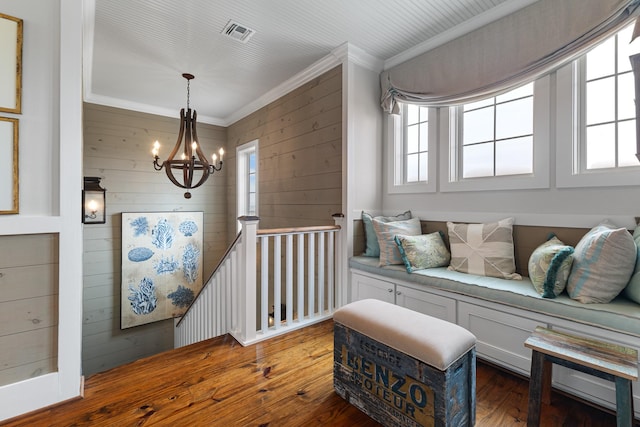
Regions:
[[527, 350, 547, 427], [614, 377, 634, 427], [541, 358, 552, 405]]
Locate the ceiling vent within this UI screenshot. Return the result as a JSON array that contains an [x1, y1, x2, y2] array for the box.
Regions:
[[221, 20, 255, 44]]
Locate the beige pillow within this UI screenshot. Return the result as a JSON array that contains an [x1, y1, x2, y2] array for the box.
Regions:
[[447, 218, 521, 280], [372, 217, 422, 266]]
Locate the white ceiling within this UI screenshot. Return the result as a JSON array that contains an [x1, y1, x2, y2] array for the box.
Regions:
[[84, 0, 536, 126]]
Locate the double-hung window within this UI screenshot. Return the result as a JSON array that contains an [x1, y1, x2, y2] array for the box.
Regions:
[[387, 104, 436, 193], [460, 83, 534, 179], [440, 77, 550, 192], [583, 23, 637, 170], [236, 140, 258, 231], [557, 22, 640, 187]]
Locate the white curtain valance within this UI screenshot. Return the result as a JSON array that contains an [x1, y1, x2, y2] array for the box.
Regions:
[[381, 0, 640, 113]]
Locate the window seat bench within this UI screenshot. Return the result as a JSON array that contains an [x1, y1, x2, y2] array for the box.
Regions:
[[349, 255, 640, 418], [351, 256, 640, 338]]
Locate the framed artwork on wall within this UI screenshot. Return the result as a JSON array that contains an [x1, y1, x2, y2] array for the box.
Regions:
[[121, 211, 204, 329], [0, 117, 18, 214], [0, 13, 23, 114]]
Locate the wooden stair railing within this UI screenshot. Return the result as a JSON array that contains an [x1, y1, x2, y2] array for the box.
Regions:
[[174, 215, 345, 348]]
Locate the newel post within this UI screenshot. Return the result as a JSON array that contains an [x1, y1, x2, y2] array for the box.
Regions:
[[238, 216, 259, 344], [333, 213, 347, 308]]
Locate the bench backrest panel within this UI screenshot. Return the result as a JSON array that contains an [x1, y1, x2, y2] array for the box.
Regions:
[[353, 219, 591, 277]]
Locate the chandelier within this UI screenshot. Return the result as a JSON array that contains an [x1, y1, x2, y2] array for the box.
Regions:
[[152, 73, 223, 199]]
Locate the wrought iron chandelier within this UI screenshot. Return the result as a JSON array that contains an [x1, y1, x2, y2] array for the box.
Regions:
[[152, 73, 223, 199]]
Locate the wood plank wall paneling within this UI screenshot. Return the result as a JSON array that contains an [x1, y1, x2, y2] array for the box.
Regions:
[[226, 65, 342, 236], [0, 234, 59, 387], [82, 103, 229, 376]]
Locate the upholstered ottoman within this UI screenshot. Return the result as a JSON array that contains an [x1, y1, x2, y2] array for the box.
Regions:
[[334, 299, 477, 427]]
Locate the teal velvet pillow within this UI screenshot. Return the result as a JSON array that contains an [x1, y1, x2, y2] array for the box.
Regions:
[[394, 232, 451, 273], [372, 217, 421, 266], [361, 210, 411, 257], [528, 236, 574, 298], [567, 222, 636, 303], [624, 224, 640, 304]]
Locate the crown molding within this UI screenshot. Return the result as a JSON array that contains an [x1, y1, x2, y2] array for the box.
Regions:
[[83, 93, 227, 126], [384, 0, 538, 70], [332, 42, 384, 72], [223, 51, 345, 126]]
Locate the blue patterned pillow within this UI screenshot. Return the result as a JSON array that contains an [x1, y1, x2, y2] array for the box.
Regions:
[[361, 210, 411, 257], [394, 232, 451, 273], [567, 223, 636, 303], [372, 217, 421, 266], [528, 236, 574, 298]]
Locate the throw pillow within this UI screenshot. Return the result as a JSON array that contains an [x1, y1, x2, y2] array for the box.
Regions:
[[528, 236, 574, 298], [372, 217, 422, 267], [394, 232, 451, 273], [447, 218, 521, 280], [623, 224, 640, 304], [566, 222, 636, 303], [361, 210, 412, 257]]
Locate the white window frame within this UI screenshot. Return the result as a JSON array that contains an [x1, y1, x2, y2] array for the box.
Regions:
[[439, 75, 551, 192], [237, 139, 258, 232], [386, 105, 437, 194], [556, 60, 640, 188]]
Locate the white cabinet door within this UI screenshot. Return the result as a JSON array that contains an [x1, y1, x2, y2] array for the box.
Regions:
[[458, 301, 543, 375], [396, 285, 456, 323], [352, 273, 395, 303]]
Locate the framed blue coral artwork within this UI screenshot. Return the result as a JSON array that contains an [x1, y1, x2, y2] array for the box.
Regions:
[[121, 211, 204, 329]]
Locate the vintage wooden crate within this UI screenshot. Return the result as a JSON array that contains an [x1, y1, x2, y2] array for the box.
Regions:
[[333, 300, 476, 427]]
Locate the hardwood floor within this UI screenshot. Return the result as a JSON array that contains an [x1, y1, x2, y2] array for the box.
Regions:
[[1, 320, 624, 426]]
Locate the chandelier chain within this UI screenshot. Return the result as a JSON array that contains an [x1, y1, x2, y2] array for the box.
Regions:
[[186, 79, 190, 110]]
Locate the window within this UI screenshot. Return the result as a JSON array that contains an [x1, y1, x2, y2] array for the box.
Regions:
[[441, 77, 550, 192], [460, 83, 534, 178], [583, 23, 636, 170], [387, 104, 436, 193], [556, 22, 640, 188], [404, 104, 429, 183], [237, 140, 258, 231]]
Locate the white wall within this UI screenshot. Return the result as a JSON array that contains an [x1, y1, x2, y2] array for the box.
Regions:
[[0, 0, 84, 421], [2, 1, 59, 216], [342, 48, 384, 303]]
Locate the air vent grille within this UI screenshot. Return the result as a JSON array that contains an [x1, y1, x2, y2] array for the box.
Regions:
[[221, 20, 255, 43]]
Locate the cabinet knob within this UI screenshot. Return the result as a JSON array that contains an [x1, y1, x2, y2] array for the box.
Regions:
[[387, 288, 393, 293], [396, 291, 401, 295]]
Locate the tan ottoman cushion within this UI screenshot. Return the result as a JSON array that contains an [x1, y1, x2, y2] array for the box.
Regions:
[[334, 299, 476, 371]]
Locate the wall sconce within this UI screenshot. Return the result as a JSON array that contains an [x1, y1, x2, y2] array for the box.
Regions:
[[82, 177, 106, 224]]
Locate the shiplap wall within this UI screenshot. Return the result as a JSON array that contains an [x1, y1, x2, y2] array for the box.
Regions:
[[0, 234, 58, 387], [82, 104, 228, 375], [227, 65, 343, 234]]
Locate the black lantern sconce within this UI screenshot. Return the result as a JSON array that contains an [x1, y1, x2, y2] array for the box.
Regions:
[[82, 177, 106, 224]]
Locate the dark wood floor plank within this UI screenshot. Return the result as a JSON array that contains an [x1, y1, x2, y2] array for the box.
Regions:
[[0, 320, 625, 427]]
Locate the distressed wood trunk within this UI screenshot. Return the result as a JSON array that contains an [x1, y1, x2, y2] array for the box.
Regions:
[[334, 322, 476, 427]]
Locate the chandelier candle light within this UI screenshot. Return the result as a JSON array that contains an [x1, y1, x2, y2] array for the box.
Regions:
[[152, 73, 224, 199]]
